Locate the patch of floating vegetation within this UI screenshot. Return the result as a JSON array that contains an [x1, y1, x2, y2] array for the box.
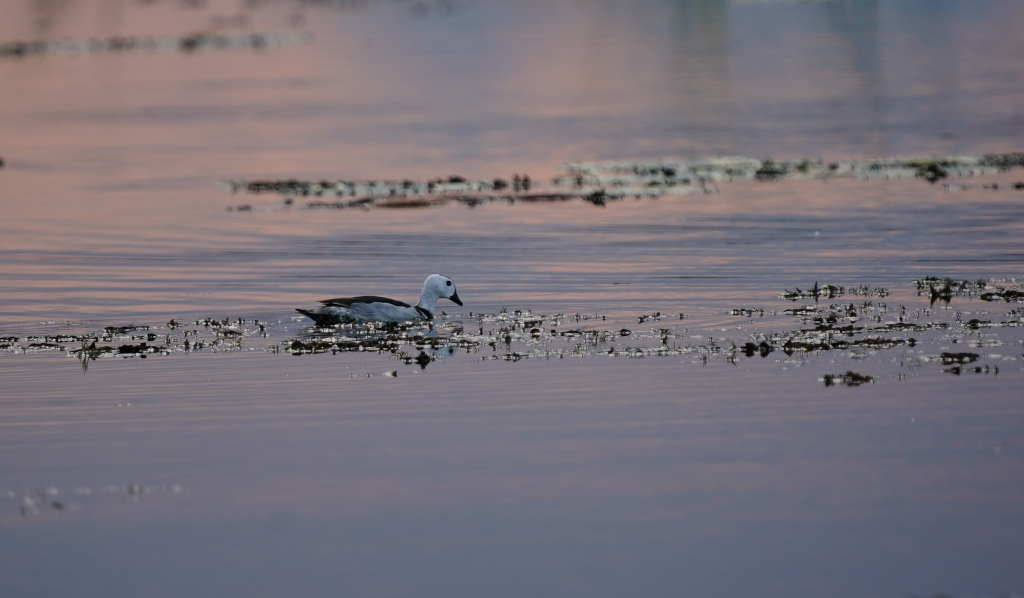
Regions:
[[0, 317, 274, 370], [3, 278, 1022, 383], [284, 321, 458, 369], [914, 276, 1024, 305], [562, 153, 1024, 185], [943, 363, 999, 376], [3, 482, 184, 517], [916, 276, 987, 304], [981, 290, 1024, 302], [821, 371, 875, 387], [282, 292, 1023, 376], [780, 282, 889, 301], [942, 181, 1024, 193], [221, 171, 713, 212], [221, 153, 1024, 213], [0, 31, 309, 58], [940, 352, 981, 365]]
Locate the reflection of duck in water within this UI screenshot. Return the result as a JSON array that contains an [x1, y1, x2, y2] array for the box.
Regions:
[[297, 274, 463, 326]]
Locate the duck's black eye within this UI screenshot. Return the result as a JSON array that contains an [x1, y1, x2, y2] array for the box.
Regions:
[[446, 280, 452, 286]]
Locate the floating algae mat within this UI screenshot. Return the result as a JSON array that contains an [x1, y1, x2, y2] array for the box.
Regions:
[[4, 277, 1022, 384], [560, 154, 1024, 184], [220, 152, 1024, 213], [0, 31, 309, 58]]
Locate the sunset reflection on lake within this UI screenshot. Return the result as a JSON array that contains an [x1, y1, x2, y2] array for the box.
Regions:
[[2, 1, 1024, 597]]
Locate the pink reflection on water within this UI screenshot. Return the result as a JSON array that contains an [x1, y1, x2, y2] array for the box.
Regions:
[[1, 355, 1022, 527]]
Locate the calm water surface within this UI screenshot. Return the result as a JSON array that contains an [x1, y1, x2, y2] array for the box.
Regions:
[[1, 1, 1024, 596]]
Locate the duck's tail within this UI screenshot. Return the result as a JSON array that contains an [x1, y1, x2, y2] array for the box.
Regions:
[[296, 308, 338, 326]]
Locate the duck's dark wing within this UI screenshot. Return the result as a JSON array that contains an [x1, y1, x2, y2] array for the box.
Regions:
[[296, 308, 347, 326], [319, 295, 412, 308]]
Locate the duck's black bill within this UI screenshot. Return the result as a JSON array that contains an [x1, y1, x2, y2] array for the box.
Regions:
[[449, 292, 463, 306]]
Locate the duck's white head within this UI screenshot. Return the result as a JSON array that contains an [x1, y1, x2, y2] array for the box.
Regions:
[[421, 274, 463, 307]]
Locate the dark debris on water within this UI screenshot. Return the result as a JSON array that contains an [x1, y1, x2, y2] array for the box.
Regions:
[[821, 371, 875, 387], [0, 31, 309, 58], [221, 153, 1024, 214], [0, 317, 277, 369], [780, 282, 887, 302], [915, 277, 1024, 305], [2, 277, 1022, 384]]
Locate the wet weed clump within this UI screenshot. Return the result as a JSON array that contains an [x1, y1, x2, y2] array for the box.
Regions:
[[915, 277, 986, 304], [821, 371, 875, 387], [754, 159, 788, 181], [943, 364, 999, 376], [29, 318, 277, 369], [940, 352, 980, 365], [284, 325, 460, 370], [980, 287, 1024, 302], [740, 341, 774, 358], [915, 277, 1024, 304], [980, 153, 1024, 171], [780, 283, 886, 302], [913, 161, 948, 183]]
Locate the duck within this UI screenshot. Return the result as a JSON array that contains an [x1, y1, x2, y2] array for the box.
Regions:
[[296, 274, 463, 326]]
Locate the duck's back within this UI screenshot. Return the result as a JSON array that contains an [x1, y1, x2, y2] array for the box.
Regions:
[[320, 296, 411, 308], [306, 295, 429, 323]]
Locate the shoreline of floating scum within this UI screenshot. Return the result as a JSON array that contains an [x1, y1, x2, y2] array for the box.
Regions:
[[220, 153, 1024, 211]]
